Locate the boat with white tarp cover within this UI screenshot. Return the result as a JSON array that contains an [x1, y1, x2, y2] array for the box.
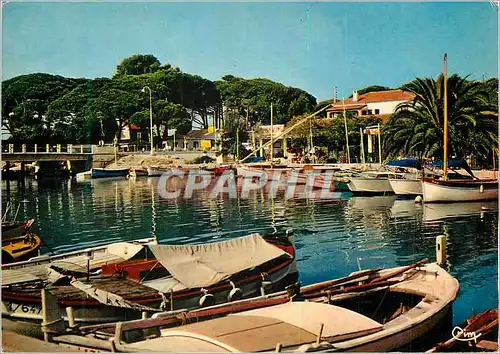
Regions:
[[2, 232, 297, 325]]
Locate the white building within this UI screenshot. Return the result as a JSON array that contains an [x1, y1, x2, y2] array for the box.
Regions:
[[1, 125, 12, 140], [326, 89, 415, 120]]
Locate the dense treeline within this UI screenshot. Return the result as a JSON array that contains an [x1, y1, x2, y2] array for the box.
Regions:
[[2, 54, 497, 164], [2, 54, 317, 144]]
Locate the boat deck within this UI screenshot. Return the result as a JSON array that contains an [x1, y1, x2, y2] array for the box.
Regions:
[[2, 252, 125, 286], [4, 276, 161, 303]]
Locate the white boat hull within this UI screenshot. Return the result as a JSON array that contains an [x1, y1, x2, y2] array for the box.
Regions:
[[423, 180, 498, 203], [348, 178, 393, 194], [388, 179, 422, 195], [147, 167, 168, 177]]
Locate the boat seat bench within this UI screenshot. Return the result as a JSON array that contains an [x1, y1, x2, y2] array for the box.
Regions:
[[149, 302, 384, 352]]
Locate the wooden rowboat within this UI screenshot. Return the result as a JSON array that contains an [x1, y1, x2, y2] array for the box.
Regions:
[[2, 232, 297, 325], [2, 219, 34, 238], [91, 167, 129, 179], [45, 260, 459, 352], [2, 233, 42, 264], [426, 308, 498, 352], [147, 166, 169, 177], [2, 237, 157, 322]]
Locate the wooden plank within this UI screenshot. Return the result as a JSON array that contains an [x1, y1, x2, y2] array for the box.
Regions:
[[2, 253, 124, 286], [369, 258, 428, 284], [217, 321, 317, 352], [182, 315, 283, 337]]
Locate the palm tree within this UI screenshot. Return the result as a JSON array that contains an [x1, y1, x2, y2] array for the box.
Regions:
[[383, 74, 498, 162]]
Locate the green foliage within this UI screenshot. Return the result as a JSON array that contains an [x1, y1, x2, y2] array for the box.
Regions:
[[354, 85, 391, 96], [221, 110, 249, 158], [215, 76, 316, 126], [316, 115, 379, 157], [166, 72, 221, 128], [383, 74, 498, 163], [114, 54, 162, 77], [314, 99, 333, 117], [2, 73, 84, 142], [0, 55, 318, 146]]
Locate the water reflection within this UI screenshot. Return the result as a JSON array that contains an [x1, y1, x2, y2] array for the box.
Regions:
[[1, 177, 497, 325]]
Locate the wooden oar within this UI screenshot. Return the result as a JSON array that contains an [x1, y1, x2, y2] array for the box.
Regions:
[[299, 268, 382, 295], [302, 280, 401, 300], [369, 258, 428, 284]]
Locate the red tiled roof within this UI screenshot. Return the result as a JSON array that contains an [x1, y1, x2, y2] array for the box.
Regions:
[[327, 89, 415, 111]]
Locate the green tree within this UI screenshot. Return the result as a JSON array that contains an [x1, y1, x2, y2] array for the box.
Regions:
[[382, 74, 498, 162], [2, 73, 83, 141], [216, 76, 316, 126], [114, 54, 162, 77], [46, 78, 111, 142], [222, 110, 249, 158], [354, 85, 391, 96]]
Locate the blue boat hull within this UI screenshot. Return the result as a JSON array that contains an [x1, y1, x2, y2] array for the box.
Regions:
[[91, 168, 129, 179]]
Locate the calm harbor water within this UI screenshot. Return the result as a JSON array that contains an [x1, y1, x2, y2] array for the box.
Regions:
[[2, 177, 498, 326]]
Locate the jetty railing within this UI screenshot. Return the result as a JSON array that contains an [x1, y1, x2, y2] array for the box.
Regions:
[[2, 144, 94, 154]]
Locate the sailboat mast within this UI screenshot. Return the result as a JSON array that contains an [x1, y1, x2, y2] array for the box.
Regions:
[[443, 53, 448, 179], [343, 98, 351, 164], [359, 128, 365, 164], [377, 123, 382, 164], [270, 103, 274, 163]]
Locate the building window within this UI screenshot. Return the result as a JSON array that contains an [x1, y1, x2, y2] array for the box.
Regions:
[[375, 109, 380, 114], [193, 141, 199, 149], [367, 110, 373, 115], [362, 110, 368, 115], [137, 132, 142, 141]]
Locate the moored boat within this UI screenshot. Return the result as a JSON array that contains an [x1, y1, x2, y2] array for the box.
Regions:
[[347, 171, 398, 194], [422, 55, 499, 203], [422, 160, 498, 203], [237, 165, 327, 189], [75, 170, 91, 182], [386, 158, 423, 196], [46, 260, 459, 352], [147, 166, 170, 177], [422, 177, 498, 203], [2, 218, 34, 238], [2, 233, 42, 264], [2, 232, 297, 325], [91, 167, 130, 179], [389, 178, 422, 196], [129, 167, 148, 177], [426, 308, 498, 352]]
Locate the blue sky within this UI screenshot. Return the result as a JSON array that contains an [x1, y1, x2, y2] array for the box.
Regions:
[[2, 2, 498, 101]]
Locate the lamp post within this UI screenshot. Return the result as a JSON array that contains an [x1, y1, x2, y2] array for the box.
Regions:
[[141, 86, 154, 155]]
